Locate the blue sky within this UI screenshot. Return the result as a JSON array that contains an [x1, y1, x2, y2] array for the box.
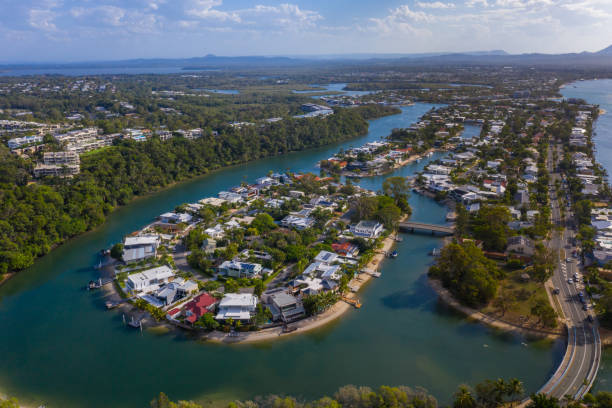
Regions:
[[1, 0, 612, 62]]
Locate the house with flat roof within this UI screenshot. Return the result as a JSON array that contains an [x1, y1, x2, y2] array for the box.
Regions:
[[122, 235, 160, 263], [215, 293, 258, 322], [125, 265, 174, 293], [267, 292, 305, 322], [159, 212, 193, 224], [314, 250, 338, 264], [218, 260, 262, 278]]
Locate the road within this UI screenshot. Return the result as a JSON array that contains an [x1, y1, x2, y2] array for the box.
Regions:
[[538, 144, 601, 400]]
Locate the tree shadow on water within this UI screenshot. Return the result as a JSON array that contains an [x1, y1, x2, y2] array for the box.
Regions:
[[380, 274, 436, 310]]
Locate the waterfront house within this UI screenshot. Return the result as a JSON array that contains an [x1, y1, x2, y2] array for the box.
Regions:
[[215, 293, 258, 322], [218, 191, 243, 203], [179, 292, 219, 325], [218, 260, 263, 278], [125, 265, 174, 293], [350, 220, 384, 239], [122, 235, 160, 263], [159, 212, 193, 224], [154, 279, 198, 306], [267, 292, 305, 322]]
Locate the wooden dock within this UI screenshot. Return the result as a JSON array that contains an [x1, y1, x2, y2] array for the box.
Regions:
[[341, 296, 362, 308]]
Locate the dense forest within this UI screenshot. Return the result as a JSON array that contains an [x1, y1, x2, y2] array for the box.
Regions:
[[0, 105, 397, 276]]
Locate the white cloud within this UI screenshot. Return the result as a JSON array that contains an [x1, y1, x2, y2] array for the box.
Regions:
[[187, 0, 240, 22], [466, 0, 489, 7], [242, 4, 322, 30], [416, 1, 456, 8], [28, 8, 58, 31], [561, 0, 612, 19]]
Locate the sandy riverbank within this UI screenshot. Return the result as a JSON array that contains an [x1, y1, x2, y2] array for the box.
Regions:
[[0, 273, 15, 288], [429, 279, 563, 339]]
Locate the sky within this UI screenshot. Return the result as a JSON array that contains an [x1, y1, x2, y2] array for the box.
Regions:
[[1, 0, 612, 62]]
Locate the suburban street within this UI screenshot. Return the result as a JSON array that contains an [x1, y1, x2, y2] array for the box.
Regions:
[[539, 144, 601, 400]]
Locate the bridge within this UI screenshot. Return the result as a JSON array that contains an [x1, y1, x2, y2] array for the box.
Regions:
[[399, 221, 454, 235]]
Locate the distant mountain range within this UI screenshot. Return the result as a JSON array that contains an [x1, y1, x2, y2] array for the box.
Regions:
[[596, 44, 612, 55], [2, 46, 612, 71]]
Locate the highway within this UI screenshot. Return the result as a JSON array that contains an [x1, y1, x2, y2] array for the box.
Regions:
[[538, 144, 601, 400]]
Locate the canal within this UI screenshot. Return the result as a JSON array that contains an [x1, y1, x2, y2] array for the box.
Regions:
[[0, 104, 562, 408]]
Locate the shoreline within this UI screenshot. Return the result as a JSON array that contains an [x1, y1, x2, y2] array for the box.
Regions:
[[343, 147, 438, 179], [428, 278, 564, 339], [106, 217, 405, 345], [0, 114, 395, 288]]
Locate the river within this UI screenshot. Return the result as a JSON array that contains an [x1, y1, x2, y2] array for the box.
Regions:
[[0, 104, 562, 408], [561, 79, 612, 393]]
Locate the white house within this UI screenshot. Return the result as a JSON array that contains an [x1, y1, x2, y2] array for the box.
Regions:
[[350, 220, 384, 238], [314, 250, 338, 264], [218, 260, 263, 278], [281, 215, 315, 230], [204, 224, 225, 239], [302, 262, 342, 281], [159, 212, 193, 224], [125, 265, 174, 293], [215, 293, 258, 322], [218, 191, 243, 203], [122, 235, 160, 263]]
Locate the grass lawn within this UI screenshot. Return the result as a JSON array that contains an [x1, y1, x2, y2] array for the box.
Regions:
[[480, 267, 555, 329]]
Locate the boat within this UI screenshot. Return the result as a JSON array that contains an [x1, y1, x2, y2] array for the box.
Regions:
[[430, 248, 440, 256], [389, 250, 398, 258]]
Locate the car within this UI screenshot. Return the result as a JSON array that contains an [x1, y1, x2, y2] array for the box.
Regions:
[[566, 258, 572, 263], [568, 279, 573, 284], [553, 288, 560, 294], [587, 315, 594, 322], [583, 304, 588, 311]]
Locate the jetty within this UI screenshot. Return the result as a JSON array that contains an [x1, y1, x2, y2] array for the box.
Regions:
[[341, 296, 362, 308]]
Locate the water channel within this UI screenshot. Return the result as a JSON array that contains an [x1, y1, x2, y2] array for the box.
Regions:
[[0, 103, 563, 407]]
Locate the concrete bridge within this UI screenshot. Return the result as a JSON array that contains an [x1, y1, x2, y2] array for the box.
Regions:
[[398, 221, 454, 235]]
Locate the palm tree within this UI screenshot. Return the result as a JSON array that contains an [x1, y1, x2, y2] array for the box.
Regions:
[[506, 378, 524, 406], [494, 378, 507, 404], [453, 385, 476, 408], [527, 393, 560, 408]]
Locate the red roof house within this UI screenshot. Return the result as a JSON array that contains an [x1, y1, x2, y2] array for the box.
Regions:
[[183, 292, 218, 324]]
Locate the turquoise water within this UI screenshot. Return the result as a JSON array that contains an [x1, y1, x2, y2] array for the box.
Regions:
[[561, 79, 612, 393], [0, 104, 561, 407]]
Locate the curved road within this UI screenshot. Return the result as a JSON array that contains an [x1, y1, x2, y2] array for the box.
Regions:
[[539, 143, 601, 400]]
